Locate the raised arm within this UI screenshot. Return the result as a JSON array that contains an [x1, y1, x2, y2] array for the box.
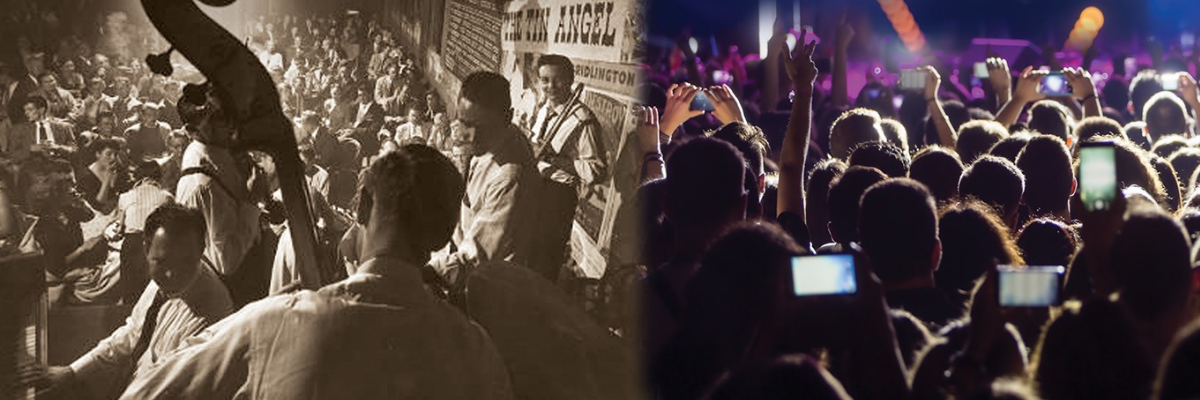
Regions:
[[923, 66, 957, 148], [1064, 67, 1101, 119], [832, 17, 854, 107], [995, 66, 1045, 129], [636, 106, 664, 184], [986, 57, 1013, 111], [659, 83, 704, 141], [777, 30, 818, 219], [704, 84, 747, 125]]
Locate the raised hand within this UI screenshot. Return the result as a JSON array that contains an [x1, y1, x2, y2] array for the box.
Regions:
[[986, 57, 1012, 98], [921, 65, 941, 101], [836, 15, 855, 50], [705, 85, 747, 125], [635, 106, 661, 155], [783, 28, 819, 91], [1013, 66, 1046, 104], [660, 83, 704, 137], [1177, 72, 1200, 107], [1063, 67, 1097, 100]]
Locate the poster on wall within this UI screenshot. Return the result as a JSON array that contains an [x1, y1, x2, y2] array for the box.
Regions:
[[428, 0, 640, 280]]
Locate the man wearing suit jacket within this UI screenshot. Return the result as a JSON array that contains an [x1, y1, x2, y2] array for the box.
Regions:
[[6, 95, 75, 160], [349, 86, 385, 157], [2, 64, 39, 124]]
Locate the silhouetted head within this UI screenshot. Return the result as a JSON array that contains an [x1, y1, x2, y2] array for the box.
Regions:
[[909, 146, 963, 204]]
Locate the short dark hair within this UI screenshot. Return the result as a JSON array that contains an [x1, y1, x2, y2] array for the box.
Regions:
[[827, 166, 887, 243], [879, 118, 909, 154], [86, 137, 122, 156], [848, 141, 908, 178], [908, 146, 964, 204], [1130, 70, 1164, 121], [132, 160, 163, 183], [959, 155, 1025, 219], [1028, 100, 1075, 142], [956, 120, 1009, 165], [1016, 135, 1074, 216], [23, 95, 48, 110], [805, 159, 848, 246], [665, 137, 746, 229], [1144, 92, 1189, 141], [460, 71, 513, 121], [1076, 116, 1126, 144], [1125, 121, 1152, 151], [829, 108, 885, 160], [1153, 156, 1183, 212], [1112, 209, 1192, 320], [536, 54, 575, 83], [1017, 218, 1078, 267], [1169, 149, 1200, 193], [1157, 319, 1200, 399], [709, 122, 769, 177], [361, 145, 465, 255], [859, 178, 939, 283], [687, 222, 803, 328], [1152, 134, 1190, 159], [143, 203, 206, 250], [988, 132, 1032, 163]]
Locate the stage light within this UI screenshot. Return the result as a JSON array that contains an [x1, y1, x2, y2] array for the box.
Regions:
[[1065, 6, 1103, 52], [689, 37, 699, 54], [786, 33, 797, 52], [758, 0, 776, 58], [877, 0, 925, 52]]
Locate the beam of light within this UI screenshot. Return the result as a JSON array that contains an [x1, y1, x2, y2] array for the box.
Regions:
[[1066, 6, 1104, 52], [793, 0, 801, 31], [759, 0, 777, 58], [876, 0, 925, 53]]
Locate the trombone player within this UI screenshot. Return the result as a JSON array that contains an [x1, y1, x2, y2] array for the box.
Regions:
[[525, 54, 607, 198]]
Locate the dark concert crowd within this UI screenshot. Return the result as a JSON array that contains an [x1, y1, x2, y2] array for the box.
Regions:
[[632, 0, 1200, 399]]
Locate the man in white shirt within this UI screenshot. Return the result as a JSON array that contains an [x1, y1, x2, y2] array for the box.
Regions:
[[120, 146, 513, 400], [16, 204, 233, 398], [174, 83, 262, 278]]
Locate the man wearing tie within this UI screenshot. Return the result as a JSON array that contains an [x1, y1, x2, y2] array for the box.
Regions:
[[7, 95, 75, 160]]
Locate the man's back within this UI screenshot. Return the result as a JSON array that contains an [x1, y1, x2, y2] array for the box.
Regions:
[[120, 258, 514, 399]]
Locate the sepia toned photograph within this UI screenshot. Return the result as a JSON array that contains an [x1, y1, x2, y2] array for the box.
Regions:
[[0, 0, 643, 398]]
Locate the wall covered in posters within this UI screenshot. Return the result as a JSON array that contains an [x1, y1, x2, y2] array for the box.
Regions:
[[390, 0, 641, 280]]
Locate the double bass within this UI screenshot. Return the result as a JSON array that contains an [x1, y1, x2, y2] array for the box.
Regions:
[[141, 0, 321, 291]]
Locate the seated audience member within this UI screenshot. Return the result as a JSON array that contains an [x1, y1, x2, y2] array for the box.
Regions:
[[820, 166, 887, 253], [77, 137, 129, 214], [935, 200, 1024, 312], [702, 355, 853, 400], [652, 223, 802, 400], [1016, 135, 1075, 221], [959, 155, 1026, 230], [987, 132, 1031, 163], [1034, 299, 1157, 400], [1110, 207, 1196, 361], [847, 141, 908, 178], [1075, 116, 1126, 143], [908, 146, 963, 204], [878, 117, 909, 154], [828, 108, 886, 160], [643, 137, 747, 366], [1152, 135, 1190, 160], [858, 178, 957, 328], [1143, 92, 1191, 142], [17, 204, 233, 398], [123, 103, 171, 162], [1027, 100, 1076, 145], [1016, 218, 1078, 267], [804, 159, 846, 248], [119, 147, 514, 399], [956, 120, 1009, 165]]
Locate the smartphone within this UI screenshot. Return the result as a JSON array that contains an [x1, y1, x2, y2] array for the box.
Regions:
[[1079, 142, 1118, 212], [973, 62, 989, 79], [1039, 71, 1072, 97], [1184, 32, 1195, 50], [712, 69, 733, 86], [690, 92, 715, 112], [892, 94, 904, 110], [1163, 72, 1180, 91], [866, 88, 882, 99], [790, 254, 857, 296], [998, 265, 1065, 307], [899, 69, 927, 92]]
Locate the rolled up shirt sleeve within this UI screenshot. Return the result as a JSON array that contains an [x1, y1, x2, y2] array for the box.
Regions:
[[69, 284, 157, 381], [429, 167, 522, 284]]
